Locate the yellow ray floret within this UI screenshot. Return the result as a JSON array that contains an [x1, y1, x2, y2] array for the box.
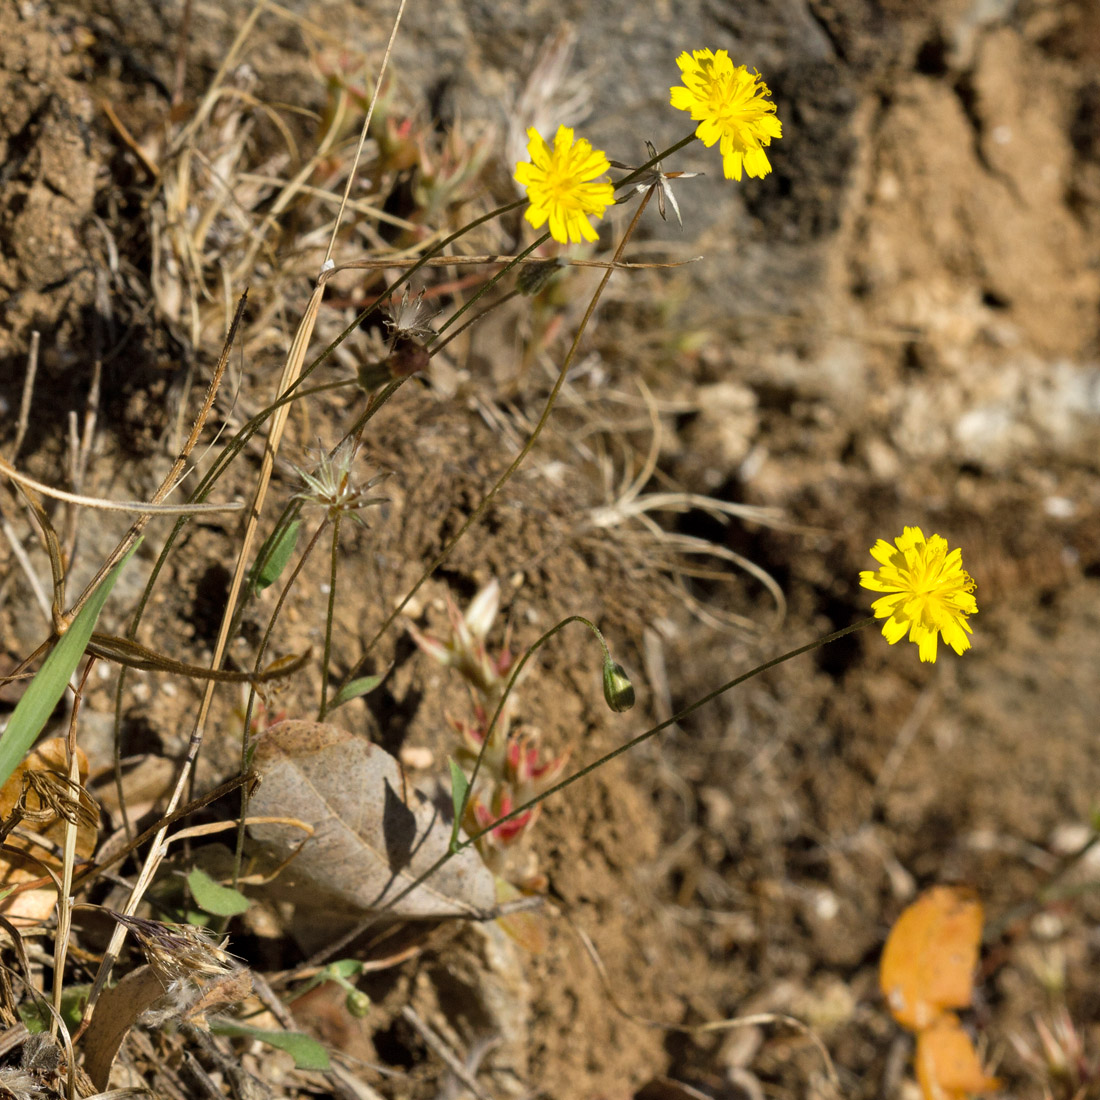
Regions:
[[670, 48, 783, 181], [859, 527, 978, 663], [514, 125, 615, 245]]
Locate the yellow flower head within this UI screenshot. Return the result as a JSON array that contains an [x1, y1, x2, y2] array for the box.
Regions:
[[670, 49, 783, 181], [514, 125, 615, 245], [860, 527, 978, 664]]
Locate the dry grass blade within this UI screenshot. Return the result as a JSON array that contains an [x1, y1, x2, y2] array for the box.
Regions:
[[86, 633, 310, 683], [0, 456, 243, 518], [69, 775, 252, 892], [577, 386, 788, 623], [400, 1006, 499, 1100], [332, 254, 702, 273], [65, 292, 248, 623], [11, 330, 39, 462], [0, 513, 53, 624], [83, 0, 411, 1024]]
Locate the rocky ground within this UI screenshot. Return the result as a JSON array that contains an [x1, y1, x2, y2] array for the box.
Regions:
[[1, 1, 1099, 1097]]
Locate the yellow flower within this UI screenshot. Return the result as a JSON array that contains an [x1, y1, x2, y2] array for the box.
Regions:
[[860, 527, 978, 664], [670, 49, 782, 181], [514, 125, 614, 244]]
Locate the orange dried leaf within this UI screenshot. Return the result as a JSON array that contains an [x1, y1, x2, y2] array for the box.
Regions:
[[916, 1013, 1000, 1100], [880, 885, 983, 1031]]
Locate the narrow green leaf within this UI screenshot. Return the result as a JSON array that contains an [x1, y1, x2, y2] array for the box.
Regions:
[[252, 519, 301, 592], [187, 867, 250, 917], [211, 1022, 331, 1070], [0, 543, 140, 789], [329, 673, 385, 711]]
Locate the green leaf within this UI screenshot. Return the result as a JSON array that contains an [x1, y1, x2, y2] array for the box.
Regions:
[[329, 673, 385, 711], [20, 985, 89, 1034], [211, 1022, 331, 1070], [187, 868, 250, 917], [0, 543, 140, 789], [251, 519, 301, 593]]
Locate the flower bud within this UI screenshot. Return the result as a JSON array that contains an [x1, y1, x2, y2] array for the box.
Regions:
[[356, 337, 429, 391], [345, 990, 372, 1018], [517, 258, 563, 296], [356, 358, 390, 392], [602, 658, 635, 712], [388, 335, 430, 379]]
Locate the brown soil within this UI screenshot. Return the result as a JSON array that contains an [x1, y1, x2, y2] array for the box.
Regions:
[[1, 1, 1099, 1098]]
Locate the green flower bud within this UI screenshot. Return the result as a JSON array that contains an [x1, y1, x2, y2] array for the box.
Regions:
[[602, 658, 635, 712], [345, 990, 372, 1018]]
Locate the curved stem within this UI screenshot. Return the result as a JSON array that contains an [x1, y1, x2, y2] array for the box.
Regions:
[[230, 517, 330, 892], [450, 614, 611, 849], [464, 617, 875, 850], [336, 188, 658, 699], [369, 616, 875, 931], [318, 512, 343, 720]]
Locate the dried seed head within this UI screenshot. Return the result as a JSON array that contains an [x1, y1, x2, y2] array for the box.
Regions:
[[384, 286, 438, 342], [610, 141, 699, 227], [108, 911, 237, 985], [20, 770, 98, 830], [292, 438, 388, 528], [385, 335, 431, 380]]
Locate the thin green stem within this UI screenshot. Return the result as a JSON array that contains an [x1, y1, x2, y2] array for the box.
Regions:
[[336, 188, 658, 700], [301, 199, 528, 391], [449, 614, 611, 850], [466, 617, 875, 851], [229, 517, 330, 893], [431, 236, 548, 339], [430, 288, 522, 357], [318, 512, 343, 720], [375, 616, 875, 928]]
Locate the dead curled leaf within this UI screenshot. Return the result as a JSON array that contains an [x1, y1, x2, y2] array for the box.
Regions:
[[0, 738, 98, 924], [82, 965, 168, 1091], [247, 721, 496, 919]]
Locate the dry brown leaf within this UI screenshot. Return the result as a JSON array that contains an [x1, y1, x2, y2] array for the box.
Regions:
[[0, 738, 97, 924], [247, 721, 496, 919], [82, 964, 168, 1091]]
